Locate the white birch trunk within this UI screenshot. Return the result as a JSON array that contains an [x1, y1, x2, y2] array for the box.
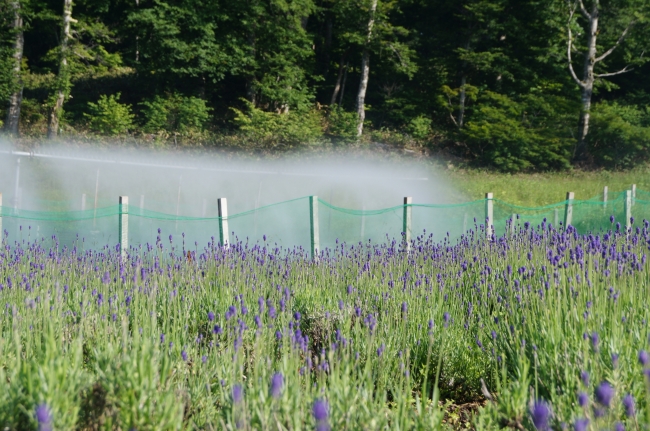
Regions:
[[567, 0, 635, 161], [355, 0, 378, 137], [47, 0, 74, 139], [4, 0, 24, 136]]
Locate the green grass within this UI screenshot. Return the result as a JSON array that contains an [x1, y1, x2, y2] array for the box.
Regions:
[[446, 166, 650, 207]]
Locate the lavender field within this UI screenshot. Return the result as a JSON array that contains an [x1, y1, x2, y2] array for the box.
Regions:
[[1, 217, 650, 430]]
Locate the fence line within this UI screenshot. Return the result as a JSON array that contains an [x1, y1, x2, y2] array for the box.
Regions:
[[0, 186, 644, 259]]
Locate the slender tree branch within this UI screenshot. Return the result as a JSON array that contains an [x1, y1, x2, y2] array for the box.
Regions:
[[595, 65, 633, 78], [576, 0, 591, 19], [595, 20, 635, 63], [567, 10, 586, 88]]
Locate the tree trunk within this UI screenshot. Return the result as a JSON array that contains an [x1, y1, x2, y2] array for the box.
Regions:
[[575, 1, 598, 161], [330, 51, 349, 106], [339, 62, 348, 106], [47, 0, 74, 139], [457, 74, 467, 128], [4, 0, 24, 136], [355, 0, 378, 137]]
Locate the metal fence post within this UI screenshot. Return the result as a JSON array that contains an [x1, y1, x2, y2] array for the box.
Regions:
[[403, 196, 412, 250], [119, 196, 128, 259], [485, 193, 493, 239], [564, 192, 574, 228], [218, 198, 229, 247], [309, 196, 319, 260]]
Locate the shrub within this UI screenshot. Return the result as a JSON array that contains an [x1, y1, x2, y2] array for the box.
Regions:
[[326, 106, 358, 141], [462, 91, 573, 172], [84, 93, 134, 135], [587, 102, 650, 168], [405, 115, 432, 140], [140, 94, 211, 134], [231, 100, 323, 148]]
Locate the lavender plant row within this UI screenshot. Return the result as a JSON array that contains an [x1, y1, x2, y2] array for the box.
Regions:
[[1, 217, 650, 430]]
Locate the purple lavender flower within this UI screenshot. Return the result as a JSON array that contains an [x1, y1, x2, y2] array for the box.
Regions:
[[232, 384, 243, 404], [294, 311, 301, 321], [269, 373, 283, 398], [594, 381, 614, 407], [35, 404, 53, 431], [530, 400, 551, 431], [623, 394, 635, 417], [612, 353, 619, 369], [443, 312, 450, 327], [615, 422, 625, 431], [208, 311, 215, 321], [580, 370, 589, 387], [201, 355, 208, 364], [590, 332, 599, 351], [574, 418, 589, 431], [578, 392, 588, 407], [639, 350, 649, 366], [313, 398, 329, 422]]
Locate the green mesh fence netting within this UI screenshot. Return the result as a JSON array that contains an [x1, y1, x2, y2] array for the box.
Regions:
[[0, 190, 644, 253]]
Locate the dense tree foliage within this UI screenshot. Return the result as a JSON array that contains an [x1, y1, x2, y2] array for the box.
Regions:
[[0, 0, 649, 170]]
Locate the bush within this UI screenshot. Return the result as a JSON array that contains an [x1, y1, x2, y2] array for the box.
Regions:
[[462, 91, 573, 172], [587, 102, 650, 168], [405, 115, 432, 140], [140, 94, 211, 134], [326, 107, 358, 140], [84, 93, 134, 135], [231, 100, 323, 148]]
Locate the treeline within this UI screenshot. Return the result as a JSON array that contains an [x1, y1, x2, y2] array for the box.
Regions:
[[0, 0, 649, 170]]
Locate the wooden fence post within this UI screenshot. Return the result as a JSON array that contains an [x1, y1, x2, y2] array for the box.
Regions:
[[309, 196, 319, 260], [625, 189, 632, 230], [218, 198, 229, 247], [631, 184, 636, 206], [485, 193, 493, 239], [119, 196, 128, 259], [603, 186, 608, 208], [403, 196, 412, 250], [564, 192, 574, 228]]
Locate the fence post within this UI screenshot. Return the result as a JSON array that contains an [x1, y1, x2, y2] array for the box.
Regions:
[[603, 186, 608, 209], [625, 189, 632, 230], [119, 196, 128, 260], [485, 193, 493, 239], [403, 196, 412, 250], [13, 158, 20, 212], [631, 184, 636, 206], [564, 192, 574, 228], [510, 214, 516, 235], [309, 196, 319, 260], [93, 170, 100, 227], [218, 198, 229, 247], [81, 193, 86, 211]]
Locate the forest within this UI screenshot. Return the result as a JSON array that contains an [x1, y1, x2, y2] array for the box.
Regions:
[[0, 0, 649, 171]]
